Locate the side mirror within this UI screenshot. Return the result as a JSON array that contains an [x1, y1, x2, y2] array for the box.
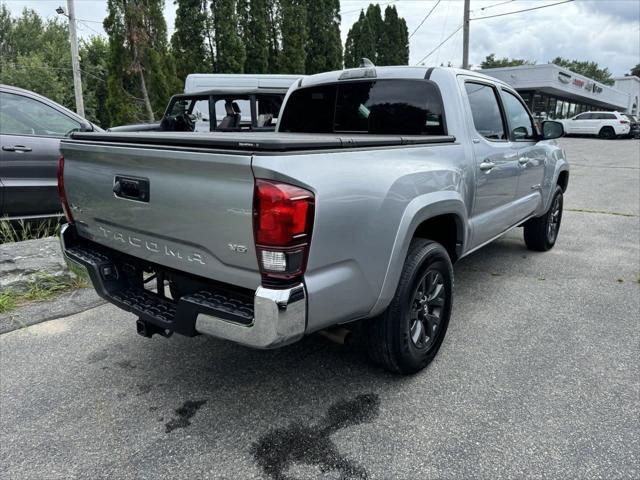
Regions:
[[541, 120, 564, 140], [79, 120, 94, 132]]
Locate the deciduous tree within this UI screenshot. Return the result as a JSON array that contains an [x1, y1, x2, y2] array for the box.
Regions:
[[551, 57, 614, 86], [481, 53, 535, 69]]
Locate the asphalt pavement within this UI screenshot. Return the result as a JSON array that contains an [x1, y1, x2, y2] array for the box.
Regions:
[[1, 137, 639, 479]]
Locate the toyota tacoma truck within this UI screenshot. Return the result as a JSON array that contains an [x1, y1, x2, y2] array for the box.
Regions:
[[58, 66, 569, 374]]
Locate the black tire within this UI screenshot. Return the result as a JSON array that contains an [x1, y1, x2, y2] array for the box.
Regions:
[[523, 185, 563, 251], [598, 127, 615, 140], [366, 239, 453, 374]]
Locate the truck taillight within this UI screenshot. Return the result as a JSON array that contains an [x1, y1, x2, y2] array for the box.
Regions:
[[57, 155, 74, 223], [253, 179, 314, 285], [620, 120, 629, 124]]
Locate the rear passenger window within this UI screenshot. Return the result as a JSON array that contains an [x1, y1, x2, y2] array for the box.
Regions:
[[464, 83, 505, 140]]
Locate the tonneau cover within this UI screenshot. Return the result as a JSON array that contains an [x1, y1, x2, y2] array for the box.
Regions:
[[68, 131, 455, 152]]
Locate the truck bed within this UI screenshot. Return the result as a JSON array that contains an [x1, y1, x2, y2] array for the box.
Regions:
[[69, 131, 456, 152]]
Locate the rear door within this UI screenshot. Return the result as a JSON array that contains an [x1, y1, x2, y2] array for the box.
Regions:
[[0, 91, 80, 218], [462, 80, 521, 248], [499, 88, 546, 218]]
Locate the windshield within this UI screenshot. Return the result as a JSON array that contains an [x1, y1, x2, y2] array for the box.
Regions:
[[279, 79, 446, 135]]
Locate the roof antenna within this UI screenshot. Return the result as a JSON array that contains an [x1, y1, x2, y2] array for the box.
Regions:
[[359, 58, 375, 68]]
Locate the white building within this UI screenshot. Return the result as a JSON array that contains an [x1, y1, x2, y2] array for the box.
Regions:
[[478, 64, 632, 119], [613, 75, 640, 116]]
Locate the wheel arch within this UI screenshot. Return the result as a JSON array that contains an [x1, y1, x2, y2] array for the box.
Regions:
[[368, 192, 468, 318]]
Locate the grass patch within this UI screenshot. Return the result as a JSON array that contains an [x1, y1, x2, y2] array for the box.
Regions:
[[0, 273, 90, 314], [0, 217, 61, 244]]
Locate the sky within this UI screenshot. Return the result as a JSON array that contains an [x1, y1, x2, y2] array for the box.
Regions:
[[4, 0, 640, 77]]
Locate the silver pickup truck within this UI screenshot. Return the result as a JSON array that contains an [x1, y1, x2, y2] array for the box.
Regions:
[[58, 66, 569, 374]]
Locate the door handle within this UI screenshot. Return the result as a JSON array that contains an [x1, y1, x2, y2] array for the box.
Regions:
[[518, 157, 529, 165], [2, 145, 32, 152], [479, 161, 495, 171]]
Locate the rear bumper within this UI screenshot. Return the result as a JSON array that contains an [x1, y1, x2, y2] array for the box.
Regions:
[[60, 224, 306, 348]]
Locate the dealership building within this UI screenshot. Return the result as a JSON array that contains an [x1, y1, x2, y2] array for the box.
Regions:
[[479, 64, 639, 120]]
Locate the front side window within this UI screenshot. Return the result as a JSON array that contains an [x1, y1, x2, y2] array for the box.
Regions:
[[501, 90, 536, 141], [0, 91, 80, 136], [464, 83, 505, 140], [279, 79, 446, 135], [574, 113, 589, 120]]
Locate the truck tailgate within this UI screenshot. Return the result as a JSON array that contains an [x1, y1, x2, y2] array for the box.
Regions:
[[60, 140, 260, 290]]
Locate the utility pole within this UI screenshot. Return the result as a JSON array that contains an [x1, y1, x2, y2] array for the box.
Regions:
[[66, 0, 85, 117], [462, 0, 470, 69]]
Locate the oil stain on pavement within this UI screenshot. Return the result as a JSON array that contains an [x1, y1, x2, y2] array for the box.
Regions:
[[165, 399, 207, 433], [252, 393, 380, 480]]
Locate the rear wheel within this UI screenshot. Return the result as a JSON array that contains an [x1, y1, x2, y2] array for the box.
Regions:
[[523, 185, 563, 251], [366, 239, 453, 374], [598, 126, 615, 139]]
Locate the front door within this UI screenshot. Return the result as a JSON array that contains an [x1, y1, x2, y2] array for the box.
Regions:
[[462, 80, 521, 248], [500, 88, 546, 218], [0, 91, 80, 218]]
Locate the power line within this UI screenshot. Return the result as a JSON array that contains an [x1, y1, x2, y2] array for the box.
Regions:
[[414, 24, 463, 65], [408, 0, 441, 40], [471, 0, 574, 21], [479, 0, 516, 12], [76, 20, 103, 37]]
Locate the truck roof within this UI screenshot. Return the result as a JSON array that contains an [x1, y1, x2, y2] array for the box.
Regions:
[[297, 65, 511, 89]]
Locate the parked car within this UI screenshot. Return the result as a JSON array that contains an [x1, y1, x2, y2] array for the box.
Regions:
[[623, 113, 639, 138], [560, 111, 631, 139], [58, 65, 568, 374], [0, 84, 101, 220], [108, 87, 290, 133]]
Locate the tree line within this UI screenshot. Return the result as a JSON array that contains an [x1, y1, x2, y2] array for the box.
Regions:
[[0, 1, 408, 128]]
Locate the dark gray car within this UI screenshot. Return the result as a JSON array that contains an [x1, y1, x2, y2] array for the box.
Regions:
[[0, 84, 101, 220]]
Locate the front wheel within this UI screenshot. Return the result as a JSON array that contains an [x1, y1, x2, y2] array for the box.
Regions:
[[523, 185, 564, 251], [366, 239, 453, 374]]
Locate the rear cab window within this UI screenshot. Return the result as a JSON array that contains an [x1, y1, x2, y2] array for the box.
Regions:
[[279, 79, 446, 135]]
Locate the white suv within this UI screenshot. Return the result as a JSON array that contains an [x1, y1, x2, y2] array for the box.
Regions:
[[561, 111, 631, 139]]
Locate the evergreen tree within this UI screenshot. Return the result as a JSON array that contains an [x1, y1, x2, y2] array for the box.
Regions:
[[211, 0, 245, 73], [345, 4, 408, 68], [365, 4, 383, 63], [344, 10, 376, 68], [80, 37, 110, 127], [243, 0, 269, 73], [265, 0, 282, 72], [104, 0, 179, 124], [378, 5, 408, 65], [279, 0, 307, 73], [171, 0, 209, 81], [306, 0, 342, 74]]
